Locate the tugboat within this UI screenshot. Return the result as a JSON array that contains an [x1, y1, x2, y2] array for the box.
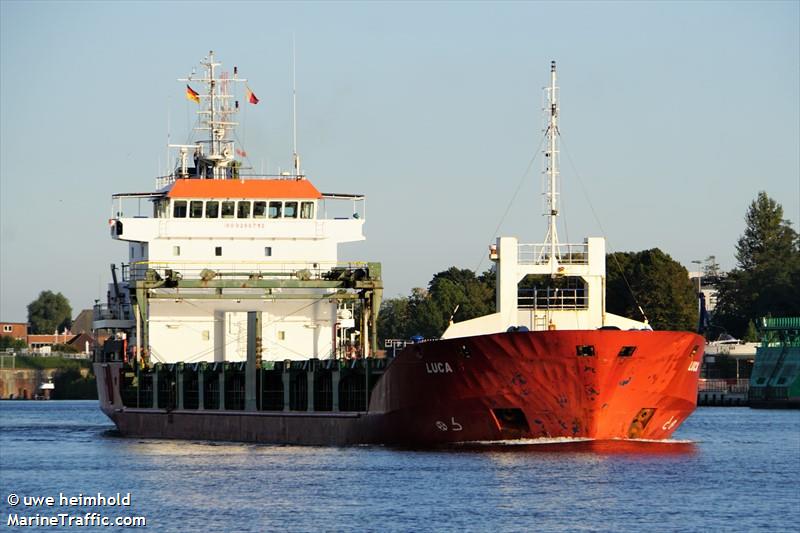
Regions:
[[93, 54, 703, 446]]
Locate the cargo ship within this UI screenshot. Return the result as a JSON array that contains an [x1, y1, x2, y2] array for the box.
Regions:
[[93, 53, 703, 446]]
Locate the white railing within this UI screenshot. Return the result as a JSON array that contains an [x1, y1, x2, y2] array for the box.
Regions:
[[155, 173, 315, 190], [698, 378, 750, 393], [93, 302, 133, 321], [518, 287, 588, 310], [517, 243, 589, 265], [125, 261, 372, 282]]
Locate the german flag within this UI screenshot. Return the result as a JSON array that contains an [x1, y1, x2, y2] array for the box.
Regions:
[[186, 85, 200, 104]]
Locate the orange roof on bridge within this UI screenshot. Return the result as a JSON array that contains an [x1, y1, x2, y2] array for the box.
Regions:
[[167, 179, 322, 199]]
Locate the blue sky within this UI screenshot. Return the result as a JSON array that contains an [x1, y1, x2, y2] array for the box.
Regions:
[[1, 1, 798, 322]]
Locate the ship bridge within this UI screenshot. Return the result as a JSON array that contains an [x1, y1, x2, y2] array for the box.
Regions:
[[110, 176, 365, 269], [103, 176, 377, 365]]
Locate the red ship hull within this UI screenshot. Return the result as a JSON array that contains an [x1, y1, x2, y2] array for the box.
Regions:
[[369, 330, 703, 445], [96, 330, 703, 446]]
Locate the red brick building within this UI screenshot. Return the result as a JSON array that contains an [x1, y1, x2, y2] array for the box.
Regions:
[[0, 322, 27, 342]]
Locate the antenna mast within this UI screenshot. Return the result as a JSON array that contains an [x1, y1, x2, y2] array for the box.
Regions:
[[543, 60, 560, 268], [178, 51, 245, 180], [292, 36, 301, 177]]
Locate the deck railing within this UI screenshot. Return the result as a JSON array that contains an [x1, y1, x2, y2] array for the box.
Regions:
[[124, 261, 372, 282], [698, 378, 750, 394], [518, 287, 588, 310], [518, 243, 589, 265]]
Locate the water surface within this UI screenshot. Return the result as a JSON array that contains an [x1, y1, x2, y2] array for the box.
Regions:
[[0, 402, 798, 532]]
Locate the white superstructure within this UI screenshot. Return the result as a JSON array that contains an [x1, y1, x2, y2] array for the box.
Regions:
[[95, 52, 380, 365]]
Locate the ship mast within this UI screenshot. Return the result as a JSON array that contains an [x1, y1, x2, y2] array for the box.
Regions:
[[178, 51, 245, 180], [292, 37, 302, 177], [543, 60, 560, 270]]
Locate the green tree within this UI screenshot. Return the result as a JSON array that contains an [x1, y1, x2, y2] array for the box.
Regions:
[[378, 268, 495, 342], [52, 368, 97, 400], [714, 192, 800, 337], [0, 335, 26, 351], [51, 343, 79, 354], [27, 291, 72, 334], [409, 268, 495, 338], [606, 248, 698, 331], [377, 297, 412, 344]]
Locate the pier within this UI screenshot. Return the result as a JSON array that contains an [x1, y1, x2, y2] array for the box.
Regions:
[[697, 379, 749, 406]]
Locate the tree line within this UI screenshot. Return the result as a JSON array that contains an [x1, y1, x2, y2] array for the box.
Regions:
[[0, 290, 73, 350], [377, 192, 799, 343], [712, 192, 800, 339], [2, 192, 795, 349]]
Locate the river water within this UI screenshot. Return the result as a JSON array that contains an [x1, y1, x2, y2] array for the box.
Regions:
[[0, 401, 798, 532]]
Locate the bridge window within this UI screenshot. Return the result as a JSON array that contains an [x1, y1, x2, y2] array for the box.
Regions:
[[284, 201, 298, 218], [221, 201, 235, 219], [237, 201, 251, 218], [173, 246, 180, 256], [190, 201, 203, 218], [300, 201, 314, 219], [253, 201, 267, 219], [173, 201, 187, 218], [264, 246, 272, 257], [153, 199, 168, 218], [206, 201, 219, 218], [618, 346, 637, 357], [269, 201, 282, 219], [215, 246, 222, 256]]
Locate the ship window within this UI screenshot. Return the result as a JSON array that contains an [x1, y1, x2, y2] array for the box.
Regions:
[[173, 246, 180, 256], [173, 201, 187, 218], [205, 201, 219, 218], [576, 345, 595, 357], [221, 201, 235, 218], [284, 201, 298, 218], [277, 331, 285, 341], [190, 201, 203, 218], [3, 325, 11, 333], [269, 201, 282, 219], [756, 377, 766, 385], [300, 201, 314, 219], [253, 201, 267, 218], [237, 201, 251, 218], [153, 199, 168, 218], [618, 346, 636, 357], [215, 246, 222, 256], [264, 246, 272, 257]]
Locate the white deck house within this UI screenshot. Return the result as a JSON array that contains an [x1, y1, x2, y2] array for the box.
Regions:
[[106, 177, 368, 364], [442, 236, 648, 339], [443, 61, 648, 339]]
